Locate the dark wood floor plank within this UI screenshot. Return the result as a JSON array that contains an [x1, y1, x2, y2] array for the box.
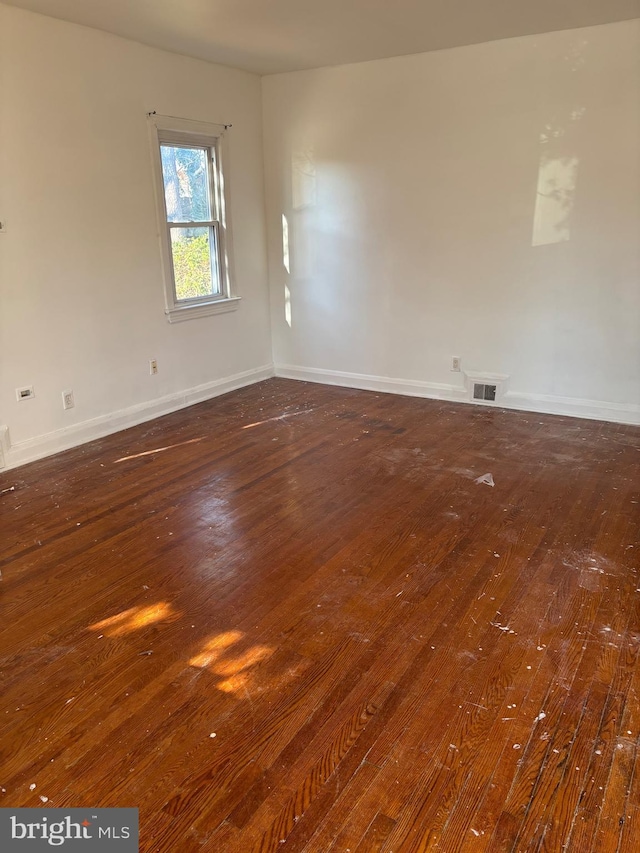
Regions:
[[354, 813, 397, 853], [588, 629, 640, 853], [1, 378, 638, 852], [301, 763, 382, 853], [537, 509, 640, 853], [369, 525, 598, 851], [503, 490, 639, 853], [335, 459, 606, 851]]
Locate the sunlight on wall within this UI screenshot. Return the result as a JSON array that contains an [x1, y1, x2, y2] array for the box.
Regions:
[[532, 154, 579, 246], [284, 283, 292, 327], [89, 602, 178, 637], [282, 214, 290, 273], [530, 41, 587, 248]]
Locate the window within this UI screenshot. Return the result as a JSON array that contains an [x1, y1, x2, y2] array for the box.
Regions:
[[148, 114, 239, 322]]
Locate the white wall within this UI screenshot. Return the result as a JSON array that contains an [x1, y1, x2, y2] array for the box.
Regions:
[[1, 11, 638, 473], [0, 4, 272, 468], [262, 20, 640, 423]]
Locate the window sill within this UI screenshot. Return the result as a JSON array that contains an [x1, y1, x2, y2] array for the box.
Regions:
[[165, 296, 241, 323]]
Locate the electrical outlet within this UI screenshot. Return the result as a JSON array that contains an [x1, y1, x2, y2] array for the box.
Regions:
[[16, 385, 35, 402], [149, 359, 158, 375], [62, 390, 75, 410], [451, 357, 461, 372]]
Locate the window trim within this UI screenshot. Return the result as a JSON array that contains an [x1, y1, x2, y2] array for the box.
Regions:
[[148, 114, 239, 323]]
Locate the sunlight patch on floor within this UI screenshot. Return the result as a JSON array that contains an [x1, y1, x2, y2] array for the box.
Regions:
[[189, 630, 274, 693], [114, 437, 204, 463], [88, 602, 178, 637], [189, 629, 245, 668]]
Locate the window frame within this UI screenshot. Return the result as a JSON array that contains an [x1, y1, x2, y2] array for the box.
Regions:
[[148, 114, 240, 323]]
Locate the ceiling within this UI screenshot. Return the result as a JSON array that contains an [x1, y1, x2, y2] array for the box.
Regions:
[[5, 0, 640, 75]]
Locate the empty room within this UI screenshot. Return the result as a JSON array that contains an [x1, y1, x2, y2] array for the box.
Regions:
[[1, 1, 639, 851]]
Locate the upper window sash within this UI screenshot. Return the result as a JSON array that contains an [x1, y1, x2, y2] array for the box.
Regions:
[[159, 142, 216, 225]]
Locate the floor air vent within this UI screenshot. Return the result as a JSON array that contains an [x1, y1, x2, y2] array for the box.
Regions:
[[473, 383, 497, 402], [465, 371, 508, 405]]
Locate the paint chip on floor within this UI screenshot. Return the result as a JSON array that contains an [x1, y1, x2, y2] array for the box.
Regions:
[[475, 473, 495, 487]]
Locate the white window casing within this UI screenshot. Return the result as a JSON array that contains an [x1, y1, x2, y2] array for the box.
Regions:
[[148, 113, 240, 323]]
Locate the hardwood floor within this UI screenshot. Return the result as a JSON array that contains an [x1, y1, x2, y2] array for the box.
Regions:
[[1, 377, 639, 852]]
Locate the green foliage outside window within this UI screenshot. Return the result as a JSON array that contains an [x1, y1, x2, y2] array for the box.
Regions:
[[171, 232, 215, 300]]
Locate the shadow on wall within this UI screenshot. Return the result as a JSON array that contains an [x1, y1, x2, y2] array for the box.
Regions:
[[280, 149, 318, 329]]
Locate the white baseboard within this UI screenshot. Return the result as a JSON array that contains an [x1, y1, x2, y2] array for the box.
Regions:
[[1, 364, 274, 471], [501, 390, 640, 425], [0, 426, 9, 470], [275, 363, 468, 402], [2, 362, 636, 473], [274, 364, 640, 426]]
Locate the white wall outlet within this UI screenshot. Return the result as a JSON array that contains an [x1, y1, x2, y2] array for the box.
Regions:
[[62, 390, 75, 410], [16, 385, 35, 402], [451, 357, 461, 372], [149, 358, 158, 375]]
